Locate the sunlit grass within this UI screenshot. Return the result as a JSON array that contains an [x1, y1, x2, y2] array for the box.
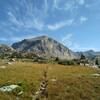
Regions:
[[0, 61, 100, 100]]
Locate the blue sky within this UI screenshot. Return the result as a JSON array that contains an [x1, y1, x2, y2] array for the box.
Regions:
[[0, 0, 100, 51]]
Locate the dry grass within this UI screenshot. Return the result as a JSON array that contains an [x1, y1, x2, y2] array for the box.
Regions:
[[0, 61, 100, 100]]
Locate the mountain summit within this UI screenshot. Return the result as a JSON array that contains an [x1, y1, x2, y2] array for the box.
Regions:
[[12, 36, 77, 59]]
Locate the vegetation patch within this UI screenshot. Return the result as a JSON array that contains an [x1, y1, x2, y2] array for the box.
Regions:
[[0, 61, 100, 100]]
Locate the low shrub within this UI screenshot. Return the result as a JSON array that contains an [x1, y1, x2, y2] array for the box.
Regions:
[[58, 59, 77, 65]]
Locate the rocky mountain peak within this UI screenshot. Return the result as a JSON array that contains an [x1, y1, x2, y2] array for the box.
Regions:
[[12, 36, 77, 59]]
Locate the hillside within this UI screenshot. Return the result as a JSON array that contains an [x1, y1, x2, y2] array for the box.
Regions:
[[12, 36, 77, 60]]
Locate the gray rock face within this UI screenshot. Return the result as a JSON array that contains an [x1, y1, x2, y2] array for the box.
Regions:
[[12, 36, 77, 59]]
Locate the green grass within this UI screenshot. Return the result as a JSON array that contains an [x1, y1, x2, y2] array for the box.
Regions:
[[0, 61, 100, 100]]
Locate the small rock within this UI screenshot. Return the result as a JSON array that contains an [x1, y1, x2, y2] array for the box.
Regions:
[[92, 74, 100, 77], [51, 78, 57, 82], [18, 91, 23, 95], [0, 66, 6, 69], [7, 62, 12, 65], [0, 85, 19, 92], [16, 97, 20, 100]]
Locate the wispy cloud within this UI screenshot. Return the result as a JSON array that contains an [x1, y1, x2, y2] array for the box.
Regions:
[[53, 0, 59, 9], [3, 0, 47, 32], [61, 33, 81, 51], [44, 0, 48, 14], [7, 10, 45, 31], [47, 19, 74, 30], [61, 33, 96, 51], [53, 0, 76, 12], [76, 0, 85, 5], [62, 34, 73, 47], [0, 0, 89, 33], [8, 11, 23, 27], [80, 16, 88, 23]]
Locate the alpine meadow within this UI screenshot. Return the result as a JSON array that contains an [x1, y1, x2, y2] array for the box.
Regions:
[[0, 0, 100, 100]]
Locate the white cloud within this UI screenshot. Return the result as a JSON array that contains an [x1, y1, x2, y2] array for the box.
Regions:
[[61, 34, 82, 51], [62, 34, 73, 41], [76, 0, 85, 5], [80, 16, 88, 23], [33, 19, 45, 30], [47, 19, 74, 30], [60, 32, 97, 51], [53, 0, 76, 11], [7, 11, 45, 31], [53, 0, 59, 9], [85, 1, 100, 8], [64, 2, 75, 11], [61, 33, 74, 47], [4, 0, 88, 33], [6, 0, 47, 31], [61, 34, 84, 51], [44, 0, 48, 13], [8, 12, 23, 26], [1, 0, 90, 38]]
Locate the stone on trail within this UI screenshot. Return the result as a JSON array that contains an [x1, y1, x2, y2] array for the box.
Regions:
[[92, 73, 100, 77], [0, 66, 6, 69], [0, 85, 19, 92]]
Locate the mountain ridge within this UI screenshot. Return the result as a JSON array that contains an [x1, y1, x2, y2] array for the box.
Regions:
[[11, 35, 77, 59], [0, 36, 100, 60]]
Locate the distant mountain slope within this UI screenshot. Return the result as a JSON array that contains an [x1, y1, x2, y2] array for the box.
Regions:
[[12, 36, 77, 59], [77, 50, 100, 60]]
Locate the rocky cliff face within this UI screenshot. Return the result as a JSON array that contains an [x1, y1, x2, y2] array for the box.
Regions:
[[12, 36, 77, 59]]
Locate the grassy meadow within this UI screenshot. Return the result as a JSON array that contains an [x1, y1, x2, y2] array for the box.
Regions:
[[0, 60, 100, 100]]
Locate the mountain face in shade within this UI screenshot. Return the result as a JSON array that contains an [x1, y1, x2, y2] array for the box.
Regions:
[[12, 36, 77, 59]]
